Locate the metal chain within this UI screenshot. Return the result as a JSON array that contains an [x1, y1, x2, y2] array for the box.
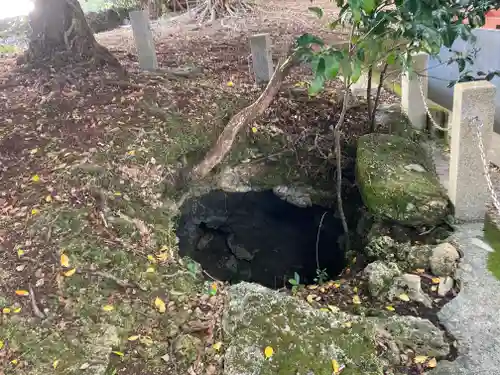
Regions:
[[417, 74, 452, 132], [471, 116, 500, 215]]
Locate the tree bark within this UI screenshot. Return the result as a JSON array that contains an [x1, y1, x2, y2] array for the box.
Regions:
[[24, 0, 121, 69]]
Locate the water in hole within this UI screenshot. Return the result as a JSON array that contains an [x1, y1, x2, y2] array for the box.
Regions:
[[176, 190, 347, 288]]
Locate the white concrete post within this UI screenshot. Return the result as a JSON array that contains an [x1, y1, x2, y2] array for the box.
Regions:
[[401, 53, 428, 130], [130, 10, 158, 71], [249, 33, 274, 84], [449, 81, 496, 222], [350, 72, 376, 98]]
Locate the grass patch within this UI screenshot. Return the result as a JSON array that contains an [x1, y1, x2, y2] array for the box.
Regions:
[[0, 44, 17, 53], [484, 213, 500, 280]]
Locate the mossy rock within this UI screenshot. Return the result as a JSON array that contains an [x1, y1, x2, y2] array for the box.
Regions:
[[222, 282, 385, 375], [356, 134, 450, 226], [484, 212, 500, 280]]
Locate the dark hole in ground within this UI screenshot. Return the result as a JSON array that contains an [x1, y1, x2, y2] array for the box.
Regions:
[[176, 189, 354, 288]]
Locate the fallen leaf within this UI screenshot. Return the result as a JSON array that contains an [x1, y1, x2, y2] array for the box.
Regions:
[[45, 195, 53, 203], [30, 148, 39, 155], [139, 336, 153, 346], [127, 150, 136, 156], [3, 307, 11, 314], [102, 305, 114, 312], [146, 267, 155, 273], [15, 290, 29, 296], [114, 192, 122, 196], [154, 297, 166, 313], [414, 355, 428, 364], [307, 284, 318, 290], [352, 295, 361, 304], [63, 268, 76, 277], [80, 363, 90, 370], [112, 351, 124, 357], [128, 335, 140, 341], [319, 308, 330, 312], [17, 249, 24, 257], [264, 346, 273, 359], [306, 294, 316, 304], [415, 268, 425, 274], [156, 252, 168, 262], [31, 175, 40, 182], [398, 293, 410, 302], [332, 359, 340, 373], [13, 307, 21, 313], [0, 340, 3, 349], [385, 305, 395, 312], [427, 357, 437, 368], [60, 254, 70, 268], [11, 359, 18, 365], [227, 81, 234, 87], [53, 359, 59, 369], [431, 277, 441, 284], [213, 342, 222, 351], [16, 264, 26, 272], [431, 285, 438, 292], [353, 286, 358, 293], [343, 322, 352, 328], [147, 254, 157, 264], [31, 208, 40, 215], [251, 126, 257, 133], [327, 305, 339, 313]]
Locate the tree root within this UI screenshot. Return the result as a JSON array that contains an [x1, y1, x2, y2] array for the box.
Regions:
[[192, 0, 255, 23]]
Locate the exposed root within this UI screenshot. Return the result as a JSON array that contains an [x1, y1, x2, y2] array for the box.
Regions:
[[29, 283, 46, 319], [192, 0, 255, 23]]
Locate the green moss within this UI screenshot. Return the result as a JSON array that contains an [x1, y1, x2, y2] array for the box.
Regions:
[[356, 134, 450, 226], [484, 213, 500, 280]]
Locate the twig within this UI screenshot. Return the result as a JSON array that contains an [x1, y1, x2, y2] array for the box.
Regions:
[[87, 270, 139, 289], [203, 269, 221, 282], [371, 62, 389, 131], [315, 212, 328, 270], [104, 79, 145, 90], [367, 66, 373, 124], [29, 283, 45, 319]]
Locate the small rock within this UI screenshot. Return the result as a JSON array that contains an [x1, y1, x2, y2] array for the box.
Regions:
[[205, 364, 217, 375], [272, 185, 312, 207], [161, 353, 170, 362], [174, 334, 203, 370], [227, 234, 255, 261], [404, 164, 426, 173], [397, 274, 433, 307], [438, 276, 454, 297], [430, 242, 460, 276], [364, 261, 401, 298]]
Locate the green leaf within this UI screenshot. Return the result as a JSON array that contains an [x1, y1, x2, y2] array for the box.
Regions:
[[362, 0, 375, 13], [386, 53, 396, 65], [309, 75, 326, 95], [339, 58, 352, 78], [308, 7, 324, 18], [324, 55, 341, 79], [296, 33, 324, 47], [351, 59, 362, 83]]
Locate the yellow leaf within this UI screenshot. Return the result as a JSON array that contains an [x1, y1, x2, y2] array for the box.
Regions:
[[327, 305, 339, 313], [128, 335, 140, 341], [398, 293, 410, 302], [53, 359, 60, 369], [431, 277, 441, 284], [251, 127, 257, 133], [385, 305, 395, 312], [60, 254, 70, 268], [319, 308, 330, 312], [31, 175, 40, 182], [415, 268, 425, 274], [213, 342, 222, 351], [332, 359, 340, 373], [333, 282, 341, 288], [227, 81, 234, 87], [319, 287, 326, 293], [45, 195, 53, 203], [343, 322, 352, 328], [307, 285, 318, 290], [127, 150, 136, 156], [0, 340, 3, 349], [17, 249, 24, 257], [352, 295, 361, 305], [264, 346, 274, 359], [156, 252, 168, 262], [147, 254, 157, 264], [11, 359, 18, 365], [15, 290, 29, 296], [431, 285, 438, 292], [146, 267, 155, 273], [63, 268, 76, 277], [414, 355, 428, 364], [3, 307, 11, 314], [154, 297, 166, 313], [31, 208, 40, 215], [114, 192, 122, 196], [13, 307, 21, 313], [306, 294, 316, 304], [112, 351, 124, 357], [30, 148, 39, 155], [353, 286, 358, 293], [427, 357, 437, 368], [102, 305, 114, 312]]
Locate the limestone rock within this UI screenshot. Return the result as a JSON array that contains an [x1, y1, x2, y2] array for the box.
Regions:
[[356, 134, 450, 226], [77, 324, 120, 375], [438, 276, 454, 297], [272, 185, 312, 207], [174, 334, 203, 370], [364, 261, 401, 298], [430, 242, 460, 276], [227, 234, 255, 261], [389, 274, 432, 307], [365, 235, 433, 271], [375, 103, 414, 138], [377, 315, 450, 360], [223, 282, 384, 375]]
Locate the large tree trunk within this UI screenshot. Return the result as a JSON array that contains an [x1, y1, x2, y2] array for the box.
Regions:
[[24, 0, 121, 69]]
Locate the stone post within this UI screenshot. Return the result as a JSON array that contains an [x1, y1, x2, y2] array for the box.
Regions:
[[401, 53, 428, 130], [249, 33, 274, 83], [130, 10, 158, 71], [449, 81, 496, 222]]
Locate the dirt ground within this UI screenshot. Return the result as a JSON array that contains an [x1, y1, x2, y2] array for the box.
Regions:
[[0, 1, 453, 374]]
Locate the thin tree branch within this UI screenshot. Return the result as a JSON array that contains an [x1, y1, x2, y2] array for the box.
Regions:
[[371, 62, 389, 131]]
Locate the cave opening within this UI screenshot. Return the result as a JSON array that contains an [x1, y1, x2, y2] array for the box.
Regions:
[[176, 188, 363, 288]]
